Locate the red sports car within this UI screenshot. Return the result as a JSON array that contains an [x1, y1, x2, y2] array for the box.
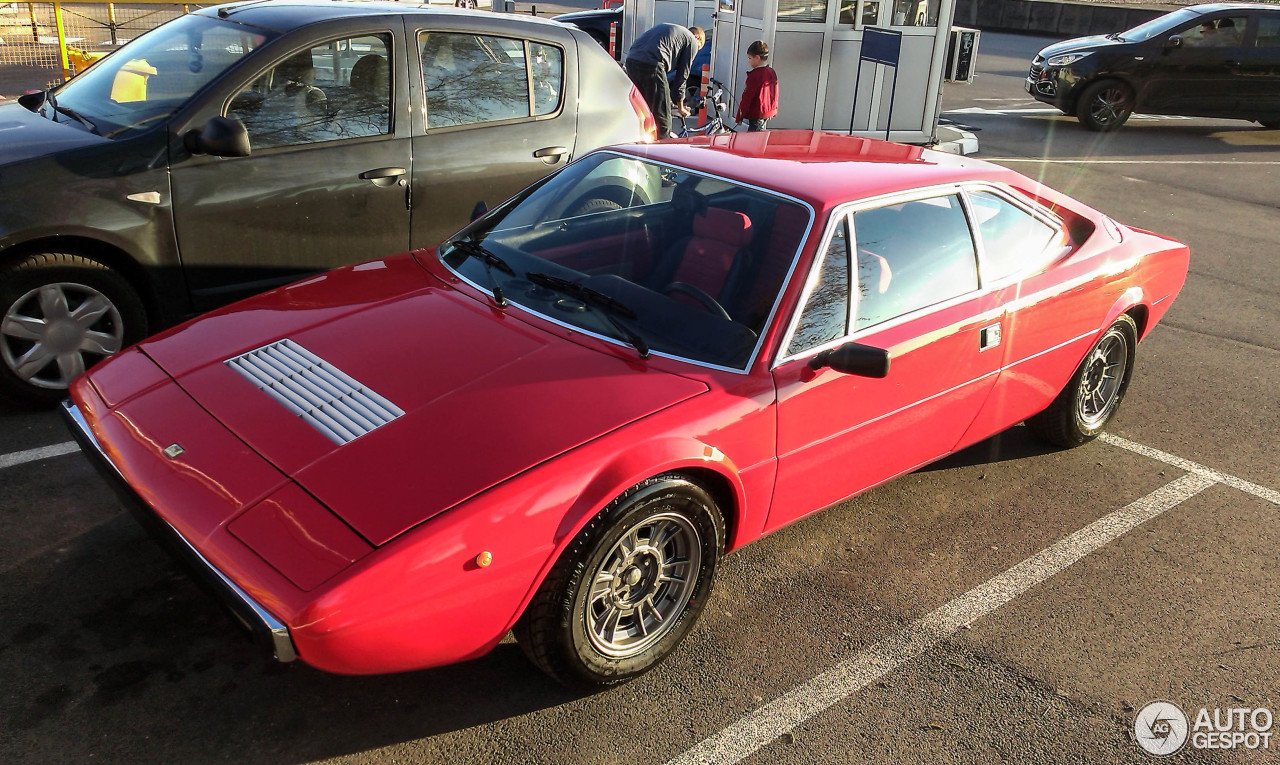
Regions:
[[63, 131, 1189, 688]]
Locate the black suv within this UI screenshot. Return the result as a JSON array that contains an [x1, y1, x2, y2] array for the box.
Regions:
[[1027, 3, 1280, 131]]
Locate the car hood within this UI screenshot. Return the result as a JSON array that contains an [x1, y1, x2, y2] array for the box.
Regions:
[[1037, 35, 1126, 59], [142, 256, 709, 546], [0, 101, 108, 166]]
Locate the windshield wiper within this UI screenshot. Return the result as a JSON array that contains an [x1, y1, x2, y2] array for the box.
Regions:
[[43, 91, 99, 134], [451, 239, 513, 307], [1106, 33, 1125, 41], [526, 272, 649, 358]]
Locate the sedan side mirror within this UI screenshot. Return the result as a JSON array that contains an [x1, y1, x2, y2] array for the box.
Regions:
[[184, 116, 250, 158], [1164, 35, 1183, 51], [809, 342, 891, 378]]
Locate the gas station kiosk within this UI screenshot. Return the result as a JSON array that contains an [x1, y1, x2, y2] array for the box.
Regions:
[[621, 0, 968, 147]]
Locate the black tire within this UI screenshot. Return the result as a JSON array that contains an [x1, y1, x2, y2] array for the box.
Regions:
[[1259, 120, 1280, 130], [515, 474, 724, 689], [1026, 314, 1138, 448], [1075, 79, 1134, 132], [0, 253, 147, 406], [566, 197, 623, 217]]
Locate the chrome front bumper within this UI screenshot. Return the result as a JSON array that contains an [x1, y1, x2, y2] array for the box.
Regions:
[[61, 400, 297, 663]]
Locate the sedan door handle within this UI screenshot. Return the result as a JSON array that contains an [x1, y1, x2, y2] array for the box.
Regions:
[[359, 167, 408, 187], [533, 146, 569, 165]]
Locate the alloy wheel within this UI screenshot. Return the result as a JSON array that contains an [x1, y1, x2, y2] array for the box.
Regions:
[[1, 282, 124, 390]]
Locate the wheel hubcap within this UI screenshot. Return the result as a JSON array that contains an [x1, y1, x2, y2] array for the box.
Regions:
[[1091, 88, 1129, 125], [586, 512, 701, 658], [1077, 331, 1127, 427], [0, 283, 124, 390]]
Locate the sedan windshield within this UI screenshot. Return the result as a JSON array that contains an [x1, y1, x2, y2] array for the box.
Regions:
[[51, 13, 275, 139], [441, 153, 812, 370]]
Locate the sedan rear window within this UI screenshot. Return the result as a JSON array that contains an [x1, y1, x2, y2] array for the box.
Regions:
[[420, 32, 564, 128]]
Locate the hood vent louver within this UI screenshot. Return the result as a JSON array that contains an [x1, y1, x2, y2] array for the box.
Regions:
[[226, 339, 403, 445]]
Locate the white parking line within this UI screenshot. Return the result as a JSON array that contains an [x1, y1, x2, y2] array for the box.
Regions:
[[664, 473, 1217, 765], [0, 441, 79, 471], [985, 158, 1280, 165], [1099, 432, 1280, 505]]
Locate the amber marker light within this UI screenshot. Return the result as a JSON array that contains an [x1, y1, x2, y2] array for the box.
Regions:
[[476, 551, 493, 568]]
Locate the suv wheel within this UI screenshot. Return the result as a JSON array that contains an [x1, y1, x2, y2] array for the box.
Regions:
[[0, 253, 147, 405], [1076, 80, 1134, 132]]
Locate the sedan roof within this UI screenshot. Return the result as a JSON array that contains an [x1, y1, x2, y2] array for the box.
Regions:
[[614, 131, 1027, 210], [199, 0, 569, 32]]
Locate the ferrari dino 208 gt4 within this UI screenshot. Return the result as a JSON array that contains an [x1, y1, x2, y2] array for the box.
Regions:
[[64, 131, 1189, 688]]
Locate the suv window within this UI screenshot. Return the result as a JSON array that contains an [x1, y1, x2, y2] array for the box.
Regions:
[[787, 217, 851, 356], [1256, 15, 1280, 48], [851, 195, 978, 330], [1179, 16, 1248, 48], [420, 32, 565, 128], [967, 190, 1062, 283], [229, 34, 392, 149]]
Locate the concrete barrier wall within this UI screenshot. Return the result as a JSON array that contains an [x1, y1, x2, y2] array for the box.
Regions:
[[952, 0, 1170, 37]]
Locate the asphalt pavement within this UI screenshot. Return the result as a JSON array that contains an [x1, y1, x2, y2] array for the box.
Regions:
[[1, 30, 1277, 765]]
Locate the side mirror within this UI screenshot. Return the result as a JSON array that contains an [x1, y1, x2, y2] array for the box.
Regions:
[[471, 200, 488, 221], [1164, 35, 1183, 51], [809, 342, 891, 378], [183, 115, 250, 158]]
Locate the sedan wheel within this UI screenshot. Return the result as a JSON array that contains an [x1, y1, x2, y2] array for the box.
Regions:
[[0, 253, 146, 405], [1076, 80, 1134, 132], [515, 475, 723, 688], [1027, 314, 1137, 448]]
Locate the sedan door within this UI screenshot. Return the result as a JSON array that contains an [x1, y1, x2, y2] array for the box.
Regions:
[[767, 194, 1005, 533], [407, 19, 579, 248], [169, 17, 412, 311], [1143, 13, 1250, 116], [1237, 12, 1280, 120]]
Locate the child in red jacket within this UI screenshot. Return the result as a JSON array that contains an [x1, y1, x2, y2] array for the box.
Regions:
[[735, 41, 778, 132]]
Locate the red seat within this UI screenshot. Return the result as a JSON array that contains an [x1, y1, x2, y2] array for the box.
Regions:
[[668, 208, 753, 298]]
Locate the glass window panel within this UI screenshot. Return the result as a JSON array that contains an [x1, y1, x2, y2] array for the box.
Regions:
[[530, 42, 563, 116], [778, 0, 828, 24], [890, 0, 940, 27], [1257, 16, 1280, 48], [422, 32, 531, 128], [229, 33, 391, 150], [787, 219, 851, 356], [852, 195, 977, 329], [1179, 16, 1248, 47], [968, 191, 1061, 283], [839, 0, 880, 26]]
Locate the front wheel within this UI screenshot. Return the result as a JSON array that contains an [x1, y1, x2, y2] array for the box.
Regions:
[[515, 475, 724, 689], [1076, 80, 1134, 132], [1026, 314, 1137, 448], [0, 253, 147, 405]]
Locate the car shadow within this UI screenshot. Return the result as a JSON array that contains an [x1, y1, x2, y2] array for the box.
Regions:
[[0, 514, 591, 763], [918, 425, 1061, 473]]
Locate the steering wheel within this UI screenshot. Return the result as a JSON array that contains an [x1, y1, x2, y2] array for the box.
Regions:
[[663, 282, 731, 321]]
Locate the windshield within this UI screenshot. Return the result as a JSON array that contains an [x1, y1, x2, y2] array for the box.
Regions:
[[1117, 8, 1200, 42], [52, 13, 274, 139], [440, 153, 812, 370]]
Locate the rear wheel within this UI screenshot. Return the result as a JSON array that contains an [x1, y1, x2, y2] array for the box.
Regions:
[[1026, 314, 1137, 448], [0, 253, 147, 405], [1076, 80, 1134, 132], [515, 475, 724, 689]]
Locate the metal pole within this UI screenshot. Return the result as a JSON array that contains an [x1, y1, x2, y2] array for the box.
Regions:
[[885, 66, 896, 142], [107, 2, 118, 47], [53, 1, 71, 81]]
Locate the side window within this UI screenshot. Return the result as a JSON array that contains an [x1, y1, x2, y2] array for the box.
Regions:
[[851, 195, 977, 330], [786, 217, 850, 356], [1180, 16, 1247, 47], [967, 190, 1062, 283], [228, 34, 392, 150], [1257, 15, 1280, 48], [421, 33, 564, 128]]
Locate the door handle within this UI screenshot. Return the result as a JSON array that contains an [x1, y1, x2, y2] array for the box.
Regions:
[[359, 167, 407, 187], [533, 146, 569, 165], [979, 323, 1002, 351]]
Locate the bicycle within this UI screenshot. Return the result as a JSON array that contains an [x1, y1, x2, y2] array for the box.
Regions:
[[671, 77, 736, 138]]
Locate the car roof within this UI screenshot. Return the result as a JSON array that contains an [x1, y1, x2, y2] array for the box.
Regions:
[[1185, 3, 1280, 14], [199, 0, 569, 32], [611, 131, 1029, 210]]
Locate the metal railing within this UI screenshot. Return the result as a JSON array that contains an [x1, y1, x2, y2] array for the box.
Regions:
[[1, 1, 211, 94]]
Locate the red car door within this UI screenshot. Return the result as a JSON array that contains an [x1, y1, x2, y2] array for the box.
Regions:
[[768, 194, 1004, 532]]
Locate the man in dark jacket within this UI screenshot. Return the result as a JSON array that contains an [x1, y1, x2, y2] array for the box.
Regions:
[[625, 23, 705, 139]]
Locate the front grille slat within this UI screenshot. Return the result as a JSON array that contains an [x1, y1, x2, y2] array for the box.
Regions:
[[226, 340, 404, 445]]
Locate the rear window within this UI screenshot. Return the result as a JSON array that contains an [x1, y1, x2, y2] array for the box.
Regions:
[[419, 32, 564, 128]]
